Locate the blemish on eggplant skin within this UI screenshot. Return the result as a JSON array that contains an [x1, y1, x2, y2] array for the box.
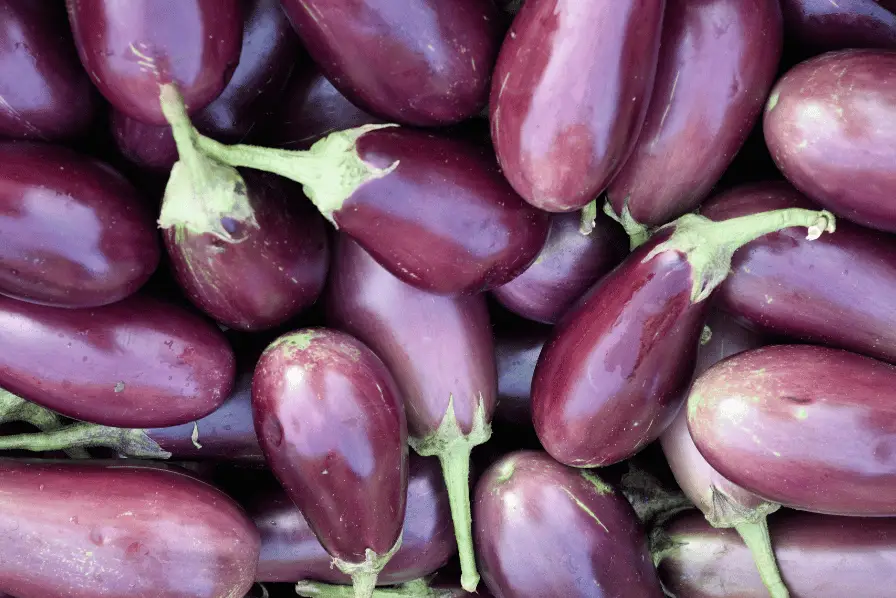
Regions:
[[494, 459, 516, 485], [114, 381, 125, 393], [767, 91, 780, 113], [561, 487, 609, 533]]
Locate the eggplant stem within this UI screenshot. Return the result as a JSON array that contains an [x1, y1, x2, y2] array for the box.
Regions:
[[332, 536, 403, 598], [0, 389, 89, 459], [579, 200, 598, 235], [294, 578, 451, 598], [0, 421, 171, 459], [735, 519, 790, 598], [602, 198, 650, 249]]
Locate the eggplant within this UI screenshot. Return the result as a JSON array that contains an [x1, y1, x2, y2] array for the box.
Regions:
[[112, 110, 179, 172], [765, 49, 896, 232], [293, 579, 490, 598], [474, 451, 664, 597], [490, 0, 665, 212], [688, 344, 896, 515], [0, 459, 260, 598], [67, 0, 242, 125], [781, 0, 896, 54], [325, 235, 495, 591], [0, 293, 235, 428], [279, 0, 502, 127], [0, 0, 97, 141], [494, 325, 548, 429], [491, 211, 626, 324], [703, 181, 896, 364], [0, 142, 160, 308], [605, 0, 782, 233], [657, 509, 896, 598], [252, 329, 408, 597], [532, 207, 835, 467]]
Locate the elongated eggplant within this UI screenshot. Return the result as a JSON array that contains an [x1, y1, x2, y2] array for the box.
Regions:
[[67, 0, 242, 125], [494, 325, 548, 428], [532, 207, 834, 467], [326, 235, 494, 591], [0, 293, 235, 428], [781, 0, 896, 54], [474, 451, 664, 597], [491, 211, 626, 324], [657, 509, 896, 598], [112, 110, 179, 171], [280, 0, 502, 127], [606, 0, 782, 233], [0, 0, 97, 141], [689, 344, 896, 515], [0, 459, 260, 598], [490, 0, 664, 212], [253, 329, 408, 597], [0, 142, 160, 308], [765, 49, 896, 232]]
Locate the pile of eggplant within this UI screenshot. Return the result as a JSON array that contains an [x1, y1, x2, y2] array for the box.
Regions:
[[2, 0, 896, 596]]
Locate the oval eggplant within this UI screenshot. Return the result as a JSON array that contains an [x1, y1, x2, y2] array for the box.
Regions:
[[688, 344, 896, 515], [280, 0, 502, 127], [252, 328, 408, 596], [67, 0, 243, 125], [112, 110, 179, 172], [0, 459, 260, 598], [764, 49, 896, 232], [606, 0, 782, 230], [781, 0, 896, 54], [0, 0, 97, 141], [494, 325, 549, 428], [491, 211, 626, 324], [474, 451, 664, 598], [490, 0, 664, 212], [0, 293, 235, 428], [0, 142, 160, 307]]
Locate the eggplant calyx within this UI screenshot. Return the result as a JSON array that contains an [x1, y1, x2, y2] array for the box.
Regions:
[[332, 535, 403, 598], [619, 465, 694, 528], [603, 198, 650, 249], [0, 389, 90, 459], [0, 421, 171, 459], [705, 486, 779, 529], [294, 578, 453, 598]]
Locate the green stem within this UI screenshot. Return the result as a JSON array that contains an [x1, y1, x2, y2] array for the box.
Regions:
[[736, 519, 790, 598], [0, 422, 171, 459], [0, 389, 89, 459], [159, 84, 201, 173], [294, 578, 450, 598], [332, 537, 403, 598], [602, 198, 650, 249], [579, 200, 598, 235]]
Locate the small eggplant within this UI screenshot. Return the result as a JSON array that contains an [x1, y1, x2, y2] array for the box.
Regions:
[[780, 0, 896, 55], [494, 324, 549, 429], [252, 329, 408, 597]]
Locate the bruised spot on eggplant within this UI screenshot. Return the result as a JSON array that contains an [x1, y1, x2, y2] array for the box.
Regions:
[[783, 395, 812, 405]]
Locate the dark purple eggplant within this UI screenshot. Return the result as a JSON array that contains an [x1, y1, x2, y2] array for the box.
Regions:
[[67, 0, 243, 125], [764, 49, 896, 232], [781, 0, 896, 54], [0, 293, 235, 428], [0, 459, 260, 598], [252, 329, 408, 597], [704, 181, 896, 365], [657, 509, 896, 598], [325, 235, 494, 591], [688, 344, 896, 515], [0, 0, 97, 141], [532, 207, 834, 467], [494, 324, 548, 429], [474, 451, 664, 598], [491, 211, 626, 324], [111, 109, 179, 171], [279, 0, 502, 127], [605, 0, 782, 233], [490, 0, 664, 212], [0, 142, 160, 308]]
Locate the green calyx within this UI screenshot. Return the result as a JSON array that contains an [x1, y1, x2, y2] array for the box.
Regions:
[[603, 198, 651, 249], [294, 578, 454, 598], [705, 486, 779, 530], [579, 200, 599, 235], [332, 535, 403, 598], [0, 421, 171, 459]]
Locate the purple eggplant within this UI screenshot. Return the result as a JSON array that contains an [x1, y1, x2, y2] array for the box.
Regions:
[[532, 207, 835, 467], [67, 0, 242, 125], [491, 211, 626, 324], [474, 451, 664, 598], [781, 0, 896, 54], [111, 110, 179, 172], [765, 49, 896, 232], [605, 0, 782, 234], [494, 325, 548, 429], [0, 293, 235, 428], [252, 328, 408, 597], [325, 235, 494, 591], [0, 0, 97, 141], [688, 344, 896, 515], [279, 0, 502, 127], [490, 0, 664, 212], [0, 142, 160, 308], [658, 509, 896, 598], [0, 459, 260, 598]]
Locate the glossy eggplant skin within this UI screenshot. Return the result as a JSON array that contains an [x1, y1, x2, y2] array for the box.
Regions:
[[494, 325, 548, 429], [339, 127, 549, 294], [764, 49, 896, 232], [474, 451, 664, 598], [0, 1, 97, 141], [703, 182, 896, 364], [659, 510, 896, 598], [532, 231, 707, 467], [111, 110, 179, 171], [251, 455, 454, 584], [0, 142, 160, 308], [781, 0, 896, 54], [67, 0, 243, 125], [606, 0, 782, 228], [252, 328, 408, 563], [280, 0, 502, 127], [0, 293, 235, 428], [0, 459, 260, 598], [688, 344, 896, 515], [491, 211, 626, 324], [326, 235, 495, 438], [490, 0, 665, 212]]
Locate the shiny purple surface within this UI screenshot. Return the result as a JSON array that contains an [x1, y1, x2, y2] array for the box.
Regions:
[[494, 325, 548, 429], [111, 109, 178, 171], [781, 0, 896, 53]]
